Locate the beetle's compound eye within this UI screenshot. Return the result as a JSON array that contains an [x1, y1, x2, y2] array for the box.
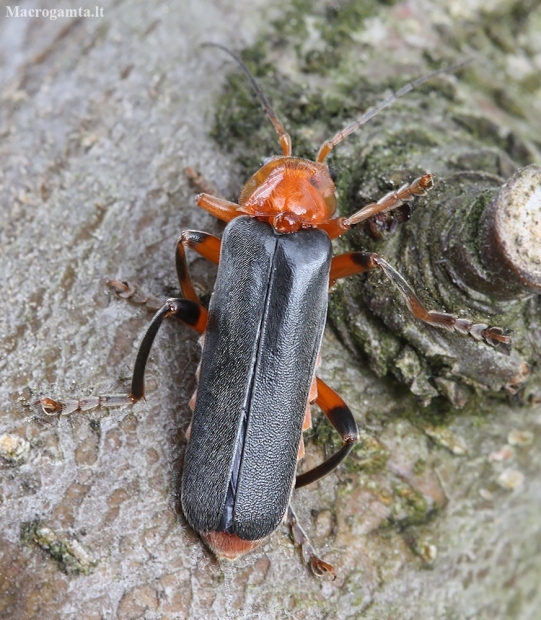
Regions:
[[328, 166, 337, 183]]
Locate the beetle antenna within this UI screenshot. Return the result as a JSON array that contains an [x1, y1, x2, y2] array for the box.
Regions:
[[202, 42, 292, 157], [316, 58, 472, 163]]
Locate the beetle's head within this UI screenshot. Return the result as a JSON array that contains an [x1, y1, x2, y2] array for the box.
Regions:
[[206, 43, 468, 237]]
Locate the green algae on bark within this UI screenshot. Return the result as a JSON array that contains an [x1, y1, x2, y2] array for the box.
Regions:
[[21, 520, 96, 575]]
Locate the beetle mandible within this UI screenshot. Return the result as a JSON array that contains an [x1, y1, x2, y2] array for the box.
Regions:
[[40, 46, 510, 578]]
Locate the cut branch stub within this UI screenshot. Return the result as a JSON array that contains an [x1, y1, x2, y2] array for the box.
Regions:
[[440, 165, 541, 301], [329, 166, 539, 407], [479, 164, 541, 298]]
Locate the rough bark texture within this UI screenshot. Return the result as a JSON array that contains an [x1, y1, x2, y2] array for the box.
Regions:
[[1, 1, 540, 619]]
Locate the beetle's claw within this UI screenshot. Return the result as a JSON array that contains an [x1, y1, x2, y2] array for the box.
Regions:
[[107, 279, 136, 299], [37, 397, 65, 415], [310, 555, 337, 580], [482, 326, 512, 350]]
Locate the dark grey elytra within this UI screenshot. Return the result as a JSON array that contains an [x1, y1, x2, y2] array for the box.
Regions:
[[181, 216, 332, 541]]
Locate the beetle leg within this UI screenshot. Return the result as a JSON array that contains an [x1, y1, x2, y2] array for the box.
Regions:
[[196, 193, 243, 223], [329, 251, 379, 286], [329, 251, 511, 348], [38, 298, 207, 416], [372, 256, 511, 347], [345, 174, 434, 226], [176, 231, 221, 303], [129, 298, 207, 399], [287, 505, 336, 579], [295, 377, 358, 488], [107, 232, 222, 309], [320, 175, 434, 240]]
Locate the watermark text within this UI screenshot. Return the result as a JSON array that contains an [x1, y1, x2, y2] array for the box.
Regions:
[[6, 6, 104, 19]]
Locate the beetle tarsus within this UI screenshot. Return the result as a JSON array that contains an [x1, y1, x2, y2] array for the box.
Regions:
[[287, 505, 336, 580], [38, 394, 137, 416], [107, 279, 163, 312]]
